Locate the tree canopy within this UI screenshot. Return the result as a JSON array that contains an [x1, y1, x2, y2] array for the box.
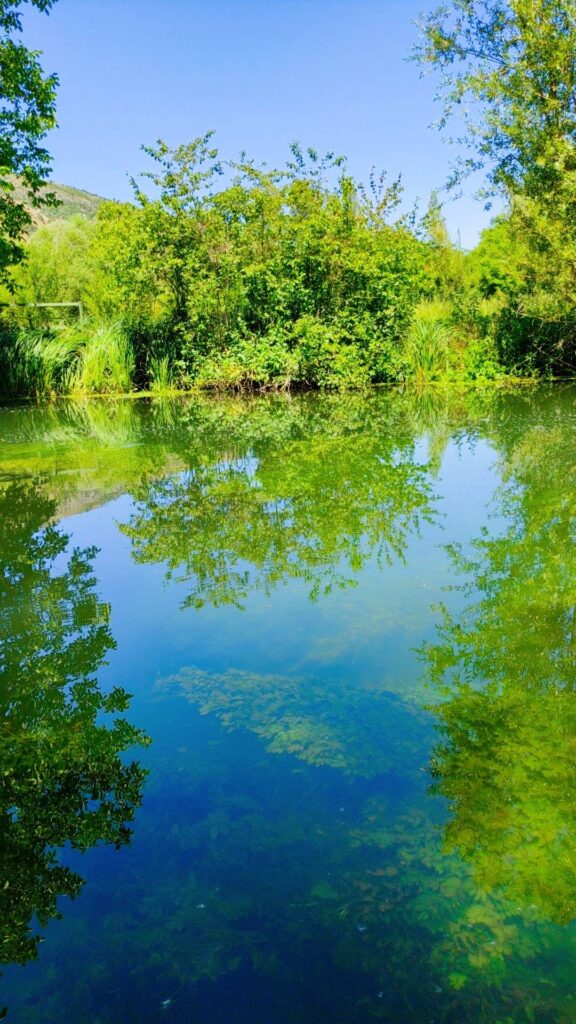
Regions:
[[0, 0, 59, 273], [416, 0, 576, 339]]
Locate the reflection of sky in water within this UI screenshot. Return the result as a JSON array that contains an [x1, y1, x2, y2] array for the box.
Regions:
[[61, 437, 502, 701], [2, 390, 576, 1024]]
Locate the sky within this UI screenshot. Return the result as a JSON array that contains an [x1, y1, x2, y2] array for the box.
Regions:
[[22, 0, 500, 248]]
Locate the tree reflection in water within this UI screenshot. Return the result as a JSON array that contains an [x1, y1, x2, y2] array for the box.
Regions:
[[0, 480, 149, 977], [426, 422, 576, 923]]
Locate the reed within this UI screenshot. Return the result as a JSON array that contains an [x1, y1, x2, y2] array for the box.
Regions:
[[68, 323, 135, 394]]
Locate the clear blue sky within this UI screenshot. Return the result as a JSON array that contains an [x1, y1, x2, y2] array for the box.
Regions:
[[22, 0, 499, 248]]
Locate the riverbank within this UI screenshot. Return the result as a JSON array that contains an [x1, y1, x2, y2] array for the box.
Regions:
[[0, 318, 551, 403]]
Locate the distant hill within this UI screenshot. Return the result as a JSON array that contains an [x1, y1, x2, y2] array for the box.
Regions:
[[10, 179, 107, 227]]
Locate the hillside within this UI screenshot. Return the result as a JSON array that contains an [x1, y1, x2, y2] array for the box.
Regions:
[[11, 179, 107, 226]]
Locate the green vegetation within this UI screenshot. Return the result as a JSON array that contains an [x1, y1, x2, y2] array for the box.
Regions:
[[164, 667, 429, 777], [0, 0, 59, 273], [416, 0, 576, 376], [0, 133, 531, 397], [0, 136, 566, 396], [2, 3, 576, 392], [0, 140, 437, 396]]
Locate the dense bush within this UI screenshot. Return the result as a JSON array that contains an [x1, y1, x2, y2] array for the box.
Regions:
[[2, 134, 573, 398], [0, 139, 435, 396]]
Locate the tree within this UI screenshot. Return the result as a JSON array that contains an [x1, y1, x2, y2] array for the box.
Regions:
[[130, 134, 223, 322], [415, 1, 576, 203], [415, 1, 576, 359], [422, 191, 465, 299], [465, 216, 527, 298], [0, 0, 59, 274]]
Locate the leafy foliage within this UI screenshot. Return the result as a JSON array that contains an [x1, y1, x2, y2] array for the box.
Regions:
[[0, 0, 59, 273], [415, 0, 576, 374], [0, 137, 435, 392]]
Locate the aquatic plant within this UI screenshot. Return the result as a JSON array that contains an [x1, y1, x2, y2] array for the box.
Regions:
[[0, 326, 79, 398], [161, 666, 429, 777]]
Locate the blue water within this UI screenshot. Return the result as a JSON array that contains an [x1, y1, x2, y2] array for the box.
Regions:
[[1, 388, 575, 1023]]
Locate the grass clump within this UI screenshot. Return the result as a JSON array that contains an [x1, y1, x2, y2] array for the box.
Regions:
[[68, 323, 135, 394], [0, 327, 79, 399], [148, 355, 176, 395], [403, 307, 452, 384]]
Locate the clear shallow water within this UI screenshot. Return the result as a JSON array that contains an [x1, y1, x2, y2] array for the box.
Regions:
[[1, 387, 575, 1023]]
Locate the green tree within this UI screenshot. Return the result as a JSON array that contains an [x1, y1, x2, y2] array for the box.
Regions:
[[0, 0, 59, 273], [130, 134, 223, 324], [465, 216, 527, 299], [415, 0, 576, 351], [422, 191, 465, 299], [415, 1, 576, 203], [9, 214, 94, 309]]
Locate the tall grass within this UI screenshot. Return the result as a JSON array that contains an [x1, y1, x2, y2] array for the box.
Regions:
[[411, 299, 452, 325], [68, 324, 135, 394], [0, 327, 79, 399], [0, 322, 137, 399], [404, 311, 452, 384], [149, 354, 176, 395]]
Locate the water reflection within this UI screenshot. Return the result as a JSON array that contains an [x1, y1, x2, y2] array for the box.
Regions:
[[120, 398, 438, 609], [2, 388, 576, 1023], [0, 480, 149, 985], [427, 420, 576, 926]]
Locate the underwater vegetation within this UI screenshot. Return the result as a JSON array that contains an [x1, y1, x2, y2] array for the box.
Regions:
[[161, 666, 430, 778]]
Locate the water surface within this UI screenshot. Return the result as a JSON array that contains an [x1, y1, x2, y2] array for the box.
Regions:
[[1, 387, 575, 1023]]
